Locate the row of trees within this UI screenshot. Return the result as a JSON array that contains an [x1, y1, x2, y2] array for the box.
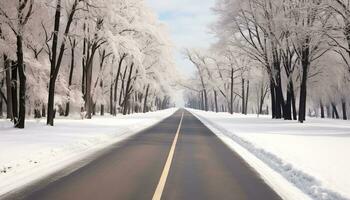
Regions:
[[0, 0, 178, 128], [184, 0, 350, 122]]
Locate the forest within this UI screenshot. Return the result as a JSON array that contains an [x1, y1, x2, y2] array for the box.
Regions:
[[184, 0, 350, 123], [0, 0, 178, 128]]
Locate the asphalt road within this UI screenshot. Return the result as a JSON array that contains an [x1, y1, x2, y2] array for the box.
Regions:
[[5, 109, 282, 200]]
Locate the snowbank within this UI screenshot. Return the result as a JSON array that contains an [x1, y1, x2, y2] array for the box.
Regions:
[[189, 109, 350, 200], [0, 108, 177, 197]]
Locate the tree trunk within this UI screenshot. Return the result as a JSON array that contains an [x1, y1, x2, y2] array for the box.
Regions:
[[65, 39, 76, 117], [230, 69, 234, 114], [342, 99, 347, 120], [47, 80, 56, 126], [47, 0, 78, 126], [298, 40, 310, 123], [214, 90, 218, 113], [4, 55, 13, 119], [143, 84, 150, 113], [245, 80, 249, 114], [123, 64, 134, 115], [241, 78, 245, 114], [332, 103, 340, 119], [290, 81, 297, 120], [16, 35, 26, 128], [270, 80, 276, 119], [47, 0, 61, 126], [85, 58, 93, 119], [284, 83, 292, 120], [109, 81, 113, 114], [203, 89, 208, 111], [320, 100, 325, 118], [112, 54, 126, 115], [11, 61, 19, 127]]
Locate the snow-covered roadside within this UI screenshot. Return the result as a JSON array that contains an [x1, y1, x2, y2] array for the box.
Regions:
[[188, 109, 350, 200], [0, 108, 177, 197]]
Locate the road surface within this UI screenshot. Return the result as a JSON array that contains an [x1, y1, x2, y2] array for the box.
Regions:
[[4, 109, 282, 200]]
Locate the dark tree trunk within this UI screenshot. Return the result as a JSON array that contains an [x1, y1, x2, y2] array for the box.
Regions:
[[342, 99, 347, 120], [4, 55, 13, 119], [113, 54, 126, 115], [65, 39, 76, 117], [42, 105, 46, 117], [203, 89, 208, 111], [332, 103, 340, 119], [47, 0, 78, 126], [214, 90, 218, 113], [143, 84, 150, 113], [298, 40, 310, 123], [270, 80, 276, 119], [230, 69, 234, 114], [15, 33, 26, 128], [284, 81, 293, 120], [326, 105, 331, 118], [85, 54, 94, 119], [100, 104, 104, 116], [320, 100, 325, 118], [241, 78, 245, 114], [11, 61, 18, 125], [0, 95, 2, 118], [123, 64, 134, 115], [109, 83, 113, 114], [290, 81, 297, 120], [245, 80, 249, 114]]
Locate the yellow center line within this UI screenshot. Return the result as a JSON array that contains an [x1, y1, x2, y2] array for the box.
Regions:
[[152, 111, 184, 200]]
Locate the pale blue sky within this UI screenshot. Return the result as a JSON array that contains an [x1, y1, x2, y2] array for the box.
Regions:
[[147, 0, 217, 77]]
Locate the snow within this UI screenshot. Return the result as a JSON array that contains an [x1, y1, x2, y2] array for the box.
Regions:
[[0, 108, 177, 197], [188, 109, 350, 200]]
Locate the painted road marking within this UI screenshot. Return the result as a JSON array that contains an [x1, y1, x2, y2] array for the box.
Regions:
[[152, 111, 184, 200]]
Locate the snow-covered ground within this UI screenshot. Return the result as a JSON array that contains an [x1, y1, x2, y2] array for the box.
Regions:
[[189, 109, 350, 200], [0, 108, 177, 197]]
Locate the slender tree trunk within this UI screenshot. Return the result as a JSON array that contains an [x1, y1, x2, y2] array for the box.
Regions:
[[326, 104, 331, 118], [284, 82, 292, 120], [16, 33, 26, 128], [65, 39, 76, 117], [47, 0, 61, 126], [342, 99, 347, 120], [230, 69, 234, 114], [85, 58, 93, 119], [4, 55, 13, 119], [332, 103, 340, 119], [123, 64, 134, 115], [119, 65, 128, 107], [109, 83, 113, 114], [113, 54, 126, 115], [214, 90, 218, 113], [320, 100, 325, 118], [11, 61, 19, 126], [290, 81, 297, 120], [143, 84, 150, 113], [47, 0, 78, 126], [42, 104, 46, 117], [298, 40, 310, 123], [245, 80, 249, 114], [100, 104, 104, 116], [270, 80, 276, 118], [241, 78, 245, 114]]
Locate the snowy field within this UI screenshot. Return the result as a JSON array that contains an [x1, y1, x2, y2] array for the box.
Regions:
[[189, 109, 350, 200], [0, 108, 177, 197]]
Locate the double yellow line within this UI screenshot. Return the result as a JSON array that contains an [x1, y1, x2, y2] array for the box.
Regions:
[[152, 112, 184, 200]]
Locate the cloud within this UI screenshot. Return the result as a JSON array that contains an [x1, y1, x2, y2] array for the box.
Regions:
[[146, 0, 217, 76]]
